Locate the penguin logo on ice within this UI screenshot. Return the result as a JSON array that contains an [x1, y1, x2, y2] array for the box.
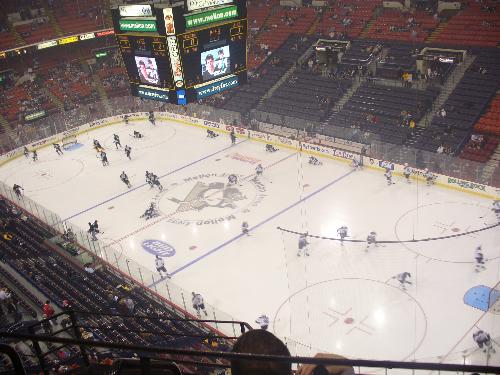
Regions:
[[170, 180, 246, 212], [142, 240, 176, 257]]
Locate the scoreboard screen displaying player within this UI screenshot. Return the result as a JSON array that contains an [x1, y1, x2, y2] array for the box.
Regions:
[[178, 19, 246, 87], [112, 2, 247, 104], [117, 34, 173, 89]]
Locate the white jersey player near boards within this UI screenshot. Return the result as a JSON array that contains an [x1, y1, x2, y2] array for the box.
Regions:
[[492, 199, 500, 222], [365, 231, 378, 251], [403, 164, 412, 183], [384, 169, 394, 185], [192, 292, 208, 317], [474, 245, 486, 272], [424, 168, 435, 186], [155, 255, 171, 279], [337, 226, 348, 245], [297, 233, 309, 256]]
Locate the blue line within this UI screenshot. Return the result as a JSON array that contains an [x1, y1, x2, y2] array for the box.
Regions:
[[62, 140, 247, 221], [149, 169, 354, 287]]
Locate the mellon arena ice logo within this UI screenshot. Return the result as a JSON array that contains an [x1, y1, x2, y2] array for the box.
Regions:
[[157, 173, 266, 225], [142, 240, 176, 257]]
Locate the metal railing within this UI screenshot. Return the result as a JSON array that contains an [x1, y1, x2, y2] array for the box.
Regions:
[[1, 330, 500, 375]]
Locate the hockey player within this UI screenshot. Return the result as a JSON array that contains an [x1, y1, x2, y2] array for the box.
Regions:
[[241, 221, 249, 236], [365, 231, 377, 251], [228, 174, 238, 185], [88, 222, 98, 241], [120, 171, 131, 188], [309, 156, 322, 166], [384, 168, 393, 185], [192, 292, 208, 317], [155, 255, 171, 279], [13, 184, 24, 199], [230, 129, 236, 145], [123, 114, 129, 124], [23, 147, 29, 158], [424, 168, 435, 186], [491, 199, 500, 222], [395, 272, 412, 290], [255, 314, 269, 330], [124, 145, 132, 160], [148, 111, 155, 125], [255, 164, 264, 177], [351, 158, 361, 170], [337, 226, 348, 245], [298, 233, 309, 257], [146, 171, 153, 187], [32, 150, 38, 162], [133, 130, 143, 139], [473, 329, 496, 354], [475, 245, 486, 272], [53, 143, 63, 155], [207, 129, 218, 138], [266, 144, 278, 152], [100, 151, 109, 166], [151, 173, 163, 191], [403, 163, 412, 183], [141, 203, 158, 220], [93, 139, 102, 152], [113, 134, 122, 149]]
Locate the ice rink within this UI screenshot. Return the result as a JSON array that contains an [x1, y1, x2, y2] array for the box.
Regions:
[[0, 117, 499, 366]]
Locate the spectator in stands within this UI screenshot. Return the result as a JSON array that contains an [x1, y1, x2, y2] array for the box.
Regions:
[[43, 300, 56, 325], [297, 353, 355, 375], [439, 107, 446, 118], [231, 329, 291, 375]]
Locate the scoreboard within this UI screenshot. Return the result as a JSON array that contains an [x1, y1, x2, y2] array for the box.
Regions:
[[111, 1, 247, 105]]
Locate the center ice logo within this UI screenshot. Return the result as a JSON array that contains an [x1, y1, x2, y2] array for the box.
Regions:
[[142, 240, 176, 257], [157, 173, 267, 226], [171, 181, 246, 212]]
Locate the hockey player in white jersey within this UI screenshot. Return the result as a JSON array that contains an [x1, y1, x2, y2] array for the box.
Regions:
[[337, 226, 348, 245], [424, 168, 435, 186], [365, 231, 377, 251], [255, 164, 264, 177], [403, 163, 411, 183], [255, 314, 269, 330], [155, 255, 171, 279], [384, 169, 393, 185], [351, 158, 361, 171], [298, 233, 309, 256], [475, 246, 486, 272], [308, 156, 322, 166], [241, 221, 249, 236], [192, 292, 208, 317], [395, 272, 412, 290], [228, 174, 238, 185], [492, 200, 500, 222], [473, 329, 496, 354]]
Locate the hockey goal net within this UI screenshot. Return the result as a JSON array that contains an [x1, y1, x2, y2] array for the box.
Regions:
[[61, 134, 78, 149]]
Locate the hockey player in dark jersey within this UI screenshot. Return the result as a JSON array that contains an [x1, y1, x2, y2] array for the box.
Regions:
[[309, 156, 322, 166], [100, 151, 109, 166], [337, 226, 348, 245], [120, 171, 131, 188], [228, 174, 238, 185], [365, 231, 377, 251], [23, 147, 29, 158], [133, 130, 143, 139], [124, 145, 132, 160], [13, 184, 24, 198], [32, 150, 38, 161], [207, 129, 218, 138], [53, 143, 63, 155], [113, 134, 122, 149]]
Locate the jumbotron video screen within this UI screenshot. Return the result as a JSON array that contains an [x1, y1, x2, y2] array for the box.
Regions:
[[111, 1, 247, 105]]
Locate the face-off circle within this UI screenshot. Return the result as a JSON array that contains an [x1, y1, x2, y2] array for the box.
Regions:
[[273, 278, 427, 360], [394, 202, 498, 263]]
